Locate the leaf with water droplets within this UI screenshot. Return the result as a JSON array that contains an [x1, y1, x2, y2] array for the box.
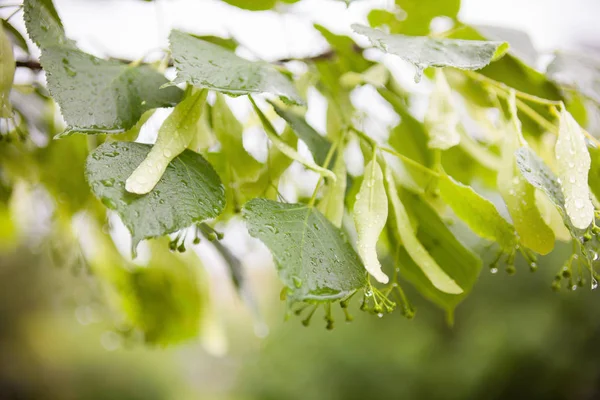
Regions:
[[0, 22, 15, 118], [242, 198, 367, 303], [169, 30, 301, 104], [354, 158, 389, 283], [555, 108, 594, 230], [86, 141, 225, 255], [497, 94, 554, 254], [251, 99, 336, 181], [126, 89, 208, 194], [42, 47, 182, 135], [384, 167, 462, 294], [352, 24, 508, 82], [23, 0, 73, 49], [438, 173, 517, 251], [425, 70, 460, 150], [318, 149, 347, 227]]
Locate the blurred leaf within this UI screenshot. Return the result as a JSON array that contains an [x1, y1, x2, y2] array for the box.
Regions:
[[353, 24, 508, 82], [126, 89, 207, 195], [270, 101, 332, 166], [476, 25, 537, 65], [314, 24, 372, 74], [367, 9, 402, 33], [42, 47, 182, 135], [0, 21, 15, 118], [438, 173, 517, 251], [221, 0, 275, 10], [2, 20, 28, 52], [395, 0, 461, 35], [169, 30, 301, 104], [425, 70, 460, 150], [318, 152, 346, 227], [243, 198, 367, 303], [384, 167, 462, 293], [354, 159, 389, 283], [547, 52, 600, 105], [86, 141, 225, 254]]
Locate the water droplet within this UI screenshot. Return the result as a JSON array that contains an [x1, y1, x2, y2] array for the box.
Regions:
[[377, 313, 383, 318], [292, 276, 302, 288], [163, 149, 173, 158], [490, 267, 498, 274], [101, 178, 115, 187]]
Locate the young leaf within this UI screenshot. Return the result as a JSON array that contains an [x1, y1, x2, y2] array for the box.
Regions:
[[86, 141, 225, 255], [555, 108, 594, 230], [438, 174, 517, 251], [384, 167, 462, 294], [318, 151, 347, 227], [352, 24, 509, 82], [0, 22, 15, 118], [250, 99, 336, 181], [212, 94, 263, 183], [242, 198, 367, 302], [126, 89, 208, 194], [270, 102, 333, 166], [425, 70, 460, 150], [169, 30, 301, 104], [354, 158, 389, 284], [497, 95, 555, 254], [42, 47, 183, 135]]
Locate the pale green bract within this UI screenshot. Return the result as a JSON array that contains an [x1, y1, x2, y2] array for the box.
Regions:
[[497, 93, 554, 254], [383, 168, 462, 294], [318, 151, 347, 227], [0, 22, 15, 118], [354, 158, 389, 284], [126, 90, 208, 194], [242, 198, 367, 302], [352, 24, 508, 82], [169, 30, 302, 104], [425, 70, 460, 150], [555, 108, 594, 230]]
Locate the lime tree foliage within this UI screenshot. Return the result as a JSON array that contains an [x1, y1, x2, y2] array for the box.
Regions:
[[1, 0, 600, 342]]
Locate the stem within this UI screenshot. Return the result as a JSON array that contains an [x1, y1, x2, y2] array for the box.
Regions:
[[379, 147, 441, 178], [307, 132, 342, 208]]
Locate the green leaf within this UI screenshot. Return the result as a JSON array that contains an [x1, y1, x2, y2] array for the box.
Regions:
[[23, 0, 72, 49], [475, 25, 537, 65], [497, 96, 554, 254], [354, 159, 389, 283], [395, 0, 461, 35], [2, 20, 29, 52], [425, 70, 460, 150], [42, 47, 182, 135], [242, 198, 367, 302], [394, 192, 481, 313], [169, 30, 301, 104], [555, 108, 594, 229], [314, 24, 372, 74], [352, 24, 508, 82], [438, 173, 517, 251], [547, 52, 600, 105], [0, 22, 15, 118], [126, 89, 208, 194], [220, 0, 276, 11], [270, 102, 332, 166], [317, 151, 347, 227], [212, 94, 263, 183], [86, 141, 225, 254], [367, 9, 403, 34], [250, 98, 336, 181], [384, 167, 462, 294]]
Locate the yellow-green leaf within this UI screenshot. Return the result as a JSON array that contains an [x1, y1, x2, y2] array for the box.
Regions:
[[0, 22, 15, 118], [425, 70, 460, 150], [318, 150, 347, 227]]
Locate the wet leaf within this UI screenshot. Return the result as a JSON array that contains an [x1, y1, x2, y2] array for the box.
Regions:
[[384, 167, 462, 294], [555, 108, 594, 229], [352, 24, 508, 82], [169, 30, 301, 104], [23, 0, 72, 49], [86, 141, 225, 254], [425, 70, 460, 150], [318, 151, 347, 227], [42, 47, 182, 135], [126, 89, 208, 194], [354, 159, 389, 283], [242, 198, 367, 302]]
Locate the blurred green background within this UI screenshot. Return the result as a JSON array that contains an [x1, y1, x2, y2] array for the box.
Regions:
[[3, 241, 600, 400]]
